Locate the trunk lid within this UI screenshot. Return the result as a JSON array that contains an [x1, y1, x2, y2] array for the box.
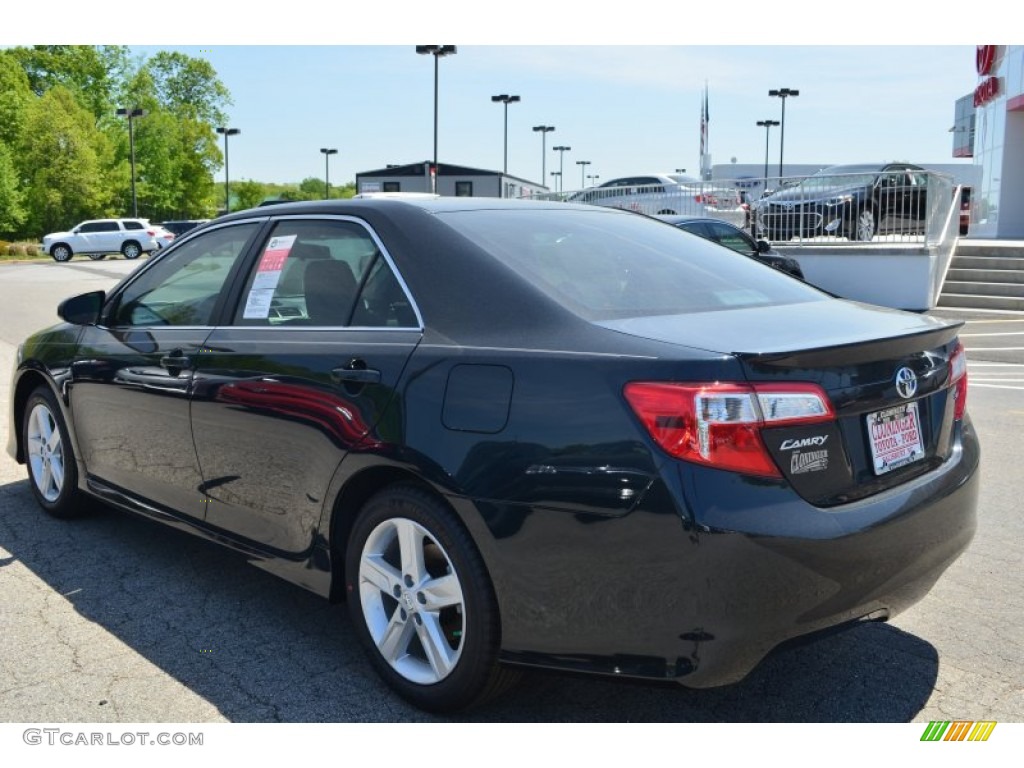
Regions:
[[600, 300, 963, 505]]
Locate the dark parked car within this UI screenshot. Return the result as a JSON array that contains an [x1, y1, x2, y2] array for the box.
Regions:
[[755, 163, 930, 241], [159, 219, 210, 237], [9, 198, 978, 713], [658, 214, 804, 278]]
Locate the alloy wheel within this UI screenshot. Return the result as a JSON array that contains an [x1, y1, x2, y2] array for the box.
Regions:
[[856, 209, 876, 241], [358, 517, 466, 685], [27, 403, 65, 503]]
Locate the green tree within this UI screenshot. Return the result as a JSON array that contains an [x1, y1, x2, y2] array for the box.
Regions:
[[18, 86, 115, 236], [144, 51, 231, 125], [298, 176, 327, 200], [0, 142, 26, 235], [115, 61, 224, 219], [0, 52, 34, 147], [10, 45, 130, 121], [132, 110, 186, 220], [175, 117, 220, 217], [232, 179, 268, 211]]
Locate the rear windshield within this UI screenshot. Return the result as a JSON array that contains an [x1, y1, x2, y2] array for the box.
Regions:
[[436, 208, 823, 320]]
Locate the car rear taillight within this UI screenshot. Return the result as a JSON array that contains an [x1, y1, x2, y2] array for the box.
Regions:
[[949, 341, 968, 420], [624, 382, 834, 477], [146, 229, 156, 236]]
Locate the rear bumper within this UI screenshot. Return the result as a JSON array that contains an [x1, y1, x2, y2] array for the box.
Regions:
[[493, 418, 980, 686]]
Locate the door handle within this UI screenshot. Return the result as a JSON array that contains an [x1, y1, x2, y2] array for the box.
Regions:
[[331, 360, 381, 385], [160, 352, 192, 374]]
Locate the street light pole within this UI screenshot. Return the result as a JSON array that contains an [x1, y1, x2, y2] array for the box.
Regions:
[[550, 171, 561, 193], [587, 174, 600, 185], [552, 145, 571, 194], [320, 148, 338, 199], [116, 107, 147, 217], [576, 160, 591, 188], [768, 88, 799, 180], [532, 125, 554, 187], [491, 94, 520, 176], [756, 119, 779, 193], [216, 127, 241, 213], [416, 45, 457, 194]]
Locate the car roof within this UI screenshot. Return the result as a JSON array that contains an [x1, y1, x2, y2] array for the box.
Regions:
[[214, 196, 611, 223], [657, 215, 739, 228], [816, 163, 924, 174]]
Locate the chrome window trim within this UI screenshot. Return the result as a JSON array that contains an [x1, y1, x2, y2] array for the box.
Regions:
[[257, 213, 425, 331]]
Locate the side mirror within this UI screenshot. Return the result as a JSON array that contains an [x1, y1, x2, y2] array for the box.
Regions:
[[58, 291, 105, 325], [756, 239, 772, 254]]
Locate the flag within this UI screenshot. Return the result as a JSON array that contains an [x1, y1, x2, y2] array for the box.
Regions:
[[699, 84, 709, 179]]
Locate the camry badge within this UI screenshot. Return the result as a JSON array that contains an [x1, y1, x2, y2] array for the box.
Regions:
[[895, 367, 918, 399]]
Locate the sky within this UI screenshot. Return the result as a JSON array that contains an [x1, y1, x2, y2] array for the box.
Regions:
[[5, 3, 984, 189]]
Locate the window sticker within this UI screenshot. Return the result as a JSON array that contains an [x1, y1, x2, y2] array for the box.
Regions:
[[243, 235, 296, 319]]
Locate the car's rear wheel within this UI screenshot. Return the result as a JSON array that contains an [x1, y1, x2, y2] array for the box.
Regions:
[[345, 485, 517, 712], [51, 244, 72, 262], [121, 241, 142, 259], [23, 386, 85, 518], [88, 253, 107, 261]]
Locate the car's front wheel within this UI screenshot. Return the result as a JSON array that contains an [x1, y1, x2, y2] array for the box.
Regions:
[[345, 485, 517, 712], [121, 241, 142, 259], [848, 208, 877, 241], [51, 244, 72, 262], [22, 385, 85, 518]]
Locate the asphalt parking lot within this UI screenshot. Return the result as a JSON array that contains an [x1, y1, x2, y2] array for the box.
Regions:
[[1, 259, 1022, 722]]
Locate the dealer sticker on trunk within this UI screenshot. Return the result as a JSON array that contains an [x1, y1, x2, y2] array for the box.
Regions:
[[867, 401, 925, 475]]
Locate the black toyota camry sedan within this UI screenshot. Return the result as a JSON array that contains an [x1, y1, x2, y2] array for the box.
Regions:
[[8, 197, 979, 713]]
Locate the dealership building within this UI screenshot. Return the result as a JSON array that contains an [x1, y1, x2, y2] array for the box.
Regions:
[[953, 45, 1024, 238], [355, 161, 547, 199]]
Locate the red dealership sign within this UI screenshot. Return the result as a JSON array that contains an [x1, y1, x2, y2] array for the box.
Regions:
[[974, 45, 999, 107]]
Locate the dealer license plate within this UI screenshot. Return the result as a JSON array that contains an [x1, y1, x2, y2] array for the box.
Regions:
[[866, 402, 925, 475]]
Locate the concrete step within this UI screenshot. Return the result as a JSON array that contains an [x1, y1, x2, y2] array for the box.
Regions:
[[937, 293, 1024, 311], [942, 280, 1024, 297], [950, 254, 1024, 271], [956, 241, 1024, 260], [946, 267, 1024, 284]]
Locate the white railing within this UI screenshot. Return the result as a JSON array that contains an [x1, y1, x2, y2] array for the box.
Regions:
[[531, 181, 750, 227], [749, 169, 955, 246], [540, 170, 957, 247]]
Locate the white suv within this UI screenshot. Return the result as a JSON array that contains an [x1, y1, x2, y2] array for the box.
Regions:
[[42, 219, 162, 262]]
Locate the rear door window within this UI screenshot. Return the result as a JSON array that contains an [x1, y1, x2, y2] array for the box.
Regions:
[[233, 218, 417, 328]]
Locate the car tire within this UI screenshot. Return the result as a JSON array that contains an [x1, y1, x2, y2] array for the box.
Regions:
[[88, 253, 107, 261], [848, 208, 877, 241], [657, 209, 677, 215], [22, 385, 86, 519], [121, 241, 142, 260], [345, 485, 518, 712], [51, 244, 72, 262]]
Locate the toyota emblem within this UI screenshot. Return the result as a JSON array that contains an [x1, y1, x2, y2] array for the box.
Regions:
[[895, 367, 918, 399]]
